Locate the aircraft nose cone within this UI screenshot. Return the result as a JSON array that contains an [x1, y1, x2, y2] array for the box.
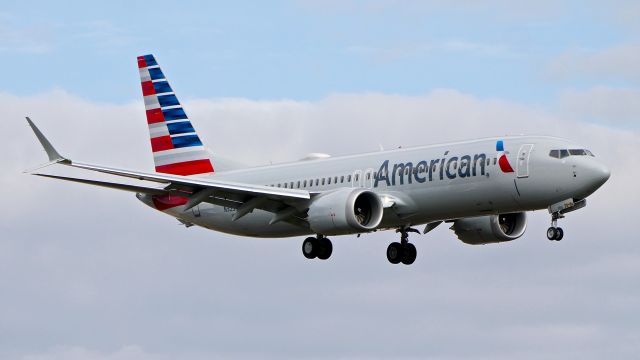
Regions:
[[587, 162, 610, 189]]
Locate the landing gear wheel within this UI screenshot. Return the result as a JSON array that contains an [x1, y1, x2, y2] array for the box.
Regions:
[[401, 243, 417, 265], [547, 227, 564, 241], [317, 238, 333, 260], [387, 242, 403, 264], [302, 237, 317, 259]]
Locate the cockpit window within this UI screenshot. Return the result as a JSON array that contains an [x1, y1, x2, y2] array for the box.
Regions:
[[550, 148, 595, 159]]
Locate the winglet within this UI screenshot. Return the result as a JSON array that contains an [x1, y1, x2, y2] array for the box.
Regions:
[[25, 117, 67, 163]]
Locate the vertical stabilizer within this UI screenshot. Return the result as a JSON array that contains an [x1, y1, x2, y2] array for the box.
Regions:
[[137, 54, 214, 176]]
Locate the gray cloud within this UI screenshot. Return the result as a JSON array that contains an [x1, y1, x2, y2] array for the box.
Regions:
[[1, 89, 639, 359], [548, 44, 640, 84]]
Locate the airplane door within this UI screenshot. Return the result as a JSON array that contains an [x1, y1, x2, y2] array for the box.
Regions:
[[352, 170, 363, 187], [516, 144, 534, 178], [364, 168, 374, 189]]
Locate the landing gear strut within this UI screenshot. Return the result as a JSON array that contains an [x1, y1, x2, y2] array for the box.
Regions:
[[302, 235, 333, 260], [387, 227, 419, 265], [547, 212, 564, 241]]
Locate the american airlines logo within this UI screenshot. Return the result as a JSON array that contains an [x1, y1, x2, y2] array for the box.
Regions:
[[373, 140, 513, 187]]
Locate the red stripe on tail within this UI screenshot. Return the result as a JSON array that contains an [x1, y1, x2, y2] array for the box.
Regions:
[[137, 56, 147, 68], [155, 159, 214, 176], [146, 108, 165, 124], [141, 81, 155, 96], [150, 136, 174, 152]]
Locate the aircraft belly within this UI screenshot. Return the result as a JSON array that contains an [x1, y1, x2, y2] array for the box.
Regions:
[[180, 204, 311, 238]]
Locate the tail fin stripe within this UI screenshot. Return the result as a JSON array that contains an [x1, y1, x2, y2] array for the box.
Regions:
[[152, 81, 173, 94], [149, 125, 170, 138], [167, 121, 195, 135], [144, 95, 160, 110], [150, 136, 174, 152], [146, 109, 165, 124], [157, 94, 180, 107], [155, 159, 214, 176], [141, 81, 156, 96], [162, 108, 187, 121], [142, 55, 158, 66], [171, 135, 202, 148], [148, 68, 165, 80], [153, 149, 207, 166], [139, 68, 151, 82]]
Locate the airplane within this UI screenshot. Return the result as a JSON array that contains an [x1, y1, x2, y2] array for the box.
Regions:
[[24, 54, 611, 265]]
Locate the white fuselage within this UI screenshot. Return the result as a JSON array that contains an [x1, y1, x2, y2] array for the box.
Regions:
[[139, 135, 610, 238]]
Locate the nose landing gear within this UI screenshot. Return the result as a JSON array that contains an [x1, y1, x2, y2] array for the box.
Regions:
[[547, 212, 564, 241], [387, 227, 419, 265], [302, 235, 333, 260]]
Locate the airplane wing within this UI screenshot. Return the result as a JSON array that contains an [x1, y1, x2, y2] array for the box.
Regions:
[[26, 117, 313, 227]]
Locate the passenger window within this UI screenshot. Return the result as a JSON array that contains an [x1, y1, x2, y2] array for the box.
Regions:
[[347, 175, 352, 182], [297, 181, 300, 188], [334, 176, 338, 183], [290, 182, 294, 188], [366, 173, 370, 180], [560, 149, 569, 158], [303, 180, 307, 187], [486, 158, 490, 166], [341, 175, 345, 183], [549, 150, 560, 158], [493, 157, 497, 165], [322, 178, 325, 185], [355, 174, 359, 181], [277, 183, 281, 187]]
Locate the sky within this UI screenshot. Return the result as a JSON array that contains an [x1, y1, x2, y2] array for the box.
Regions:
[[1, 1, 639, 359]]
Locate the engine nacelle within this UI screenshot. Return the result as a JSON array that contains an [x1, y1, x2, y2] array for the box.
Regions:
[[451, 212, 527, 245], [307, 188, 383, 236]]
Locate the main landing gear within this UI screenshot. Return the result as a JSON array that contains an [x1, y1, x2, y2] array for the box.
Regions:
[[547, 212, 564, 241], [387, 227, 419, 265], [302, 235, 333, 260]]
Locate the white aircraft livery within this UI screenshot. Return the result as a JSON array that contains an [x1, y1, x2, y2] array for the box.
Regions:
[[25, 54, 611, 265]]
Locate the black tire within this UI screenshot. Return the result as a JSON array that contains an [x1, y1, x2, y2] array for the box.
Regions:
[[317, 238, 333, 260], [547, 227, 557, 241], [302, 237, 317, 259], [401, 243, 417, 265], [555, 227, 564, 241], [387, 242, 403, 264]]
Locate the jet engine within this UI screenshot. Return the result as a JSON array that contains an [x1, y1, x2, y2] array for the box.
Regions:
[[307, 188, 383, 235], [451, 212, 527, 245]]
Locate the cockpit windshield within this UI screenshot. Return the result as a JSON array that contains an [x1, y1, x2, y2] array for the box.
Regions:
[[549, 149, 595, 159]]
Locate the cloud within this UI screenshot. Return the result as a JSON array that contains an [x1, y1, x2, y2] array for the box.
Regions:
[[558, 86, 640, 129], [0, 21, 53, 54], [2, 88, 639, 359], [20, 346, 171, 360], [296, 0, 568, 19], [548, 44, 640, 84]]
